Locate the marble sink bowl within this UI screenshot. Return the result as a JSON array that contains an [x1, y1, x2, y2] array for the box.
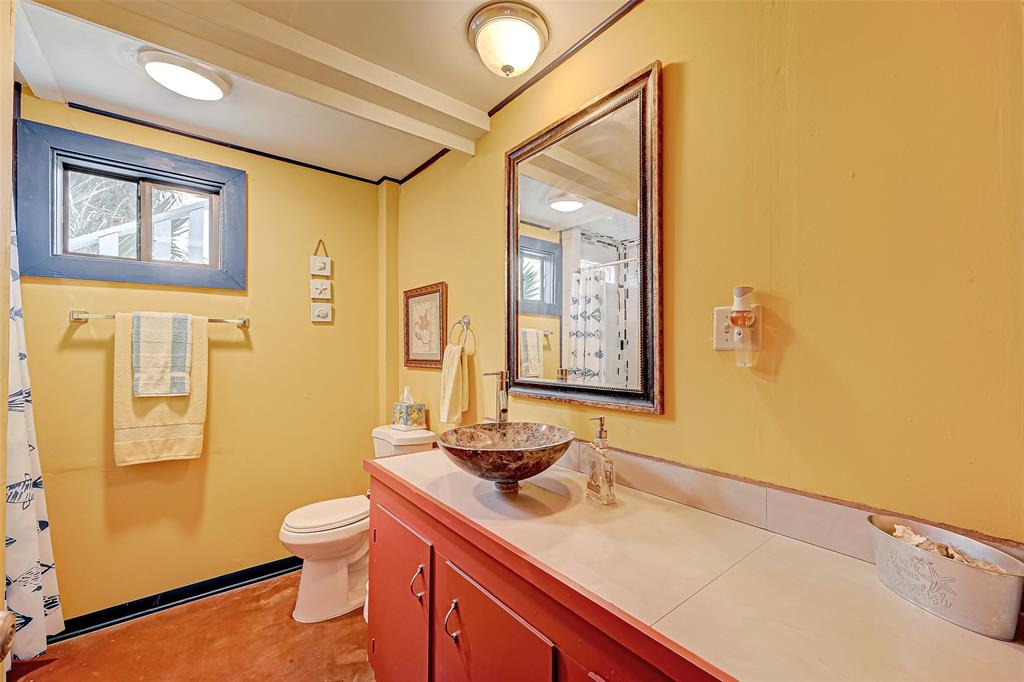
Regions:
[[437, 423, 575, 493]]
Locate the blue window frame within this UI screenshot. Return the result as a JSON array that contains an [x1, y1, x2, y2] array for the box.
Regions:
[[16, 119, 247, 290]]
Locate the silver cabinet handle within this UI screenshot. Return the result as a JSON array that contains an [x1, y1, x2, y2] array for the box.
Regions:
[[408, 564, 425, 601], [443, 599, 460, 642]]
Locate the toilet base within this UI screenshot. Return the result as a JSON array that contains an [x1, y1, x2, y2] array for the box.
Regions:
[[292, 554, 368, 623]]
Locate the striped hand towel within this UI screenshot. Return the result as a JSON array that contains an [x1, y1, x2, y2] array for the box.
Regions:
[[115, 314, 208, 465], [520, 328, 543, 378], [131, 312, 193, 397]]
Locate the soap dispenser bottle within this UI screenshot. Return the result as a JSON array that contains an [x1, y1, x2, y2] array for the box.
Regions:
[[585, 417, 616, 505]]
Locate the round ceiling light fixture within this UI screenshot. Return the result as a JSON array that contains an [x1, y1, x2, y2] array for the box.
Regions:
[[138, 49, 230, 101], [467, 2, 549, 78], [549, 192, 585, 213]]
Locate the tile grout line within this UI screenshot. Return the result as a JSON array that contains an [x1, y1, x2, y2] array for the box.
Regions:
[[649, 535, 777, 628]]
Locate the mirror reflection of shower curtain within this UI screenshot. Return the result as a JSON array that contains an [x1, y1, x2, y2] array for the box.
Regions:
[[568, 250, 640, 389], [568, 270, 609, 384], [6, 216, 64, 662], [616, 240, 641, 388]]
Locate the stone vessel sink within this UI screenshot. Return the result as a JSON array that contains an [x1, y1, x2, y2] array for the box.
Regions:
[[437, 422, 575, 493]]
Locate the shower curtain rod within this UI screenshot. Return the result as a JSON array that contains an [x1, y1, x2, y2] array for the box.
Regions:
[[577, 256, 638, 272], [68, 310, 250, 328]]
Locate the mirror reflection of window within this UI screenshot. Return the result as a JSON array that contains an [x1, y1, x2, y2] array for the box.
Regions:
[[521, 254, 544, 302], [517, 235, 561, 316]]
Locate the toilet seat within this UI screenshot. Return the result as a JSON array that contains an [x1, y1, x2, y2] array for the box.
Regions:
[[283, 496, 370, 534]]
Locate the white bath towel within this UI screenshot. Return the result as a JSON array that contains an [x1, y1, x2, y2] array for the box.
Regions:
[[439, 344, 469, 423], [520, 328, 543, 378], [131, 312, 193, 396], [114, 314, 208, 465]]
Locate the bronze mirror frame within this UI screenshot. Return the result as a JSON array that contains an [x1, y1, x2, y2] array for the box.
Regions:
[[504, 62, 663, 414]]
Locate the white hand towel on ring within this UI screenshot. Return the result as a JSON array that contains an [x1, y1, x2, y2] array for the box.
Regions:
[[439, 343, 469, 423]]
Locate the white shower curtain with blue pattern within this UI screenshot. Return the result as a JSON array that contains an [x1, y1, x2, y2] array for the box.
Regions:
[[6, 217, 63, 660], [568, 270, 612, 385]]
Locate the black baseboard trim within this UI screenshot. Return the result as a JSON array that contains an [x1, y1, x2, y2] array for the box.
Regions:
[[48, 556, 302, 644]]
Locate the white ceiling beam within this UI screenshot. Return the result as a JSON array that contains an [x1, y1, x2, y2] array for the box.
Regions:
[[520, 164, 636, 215], [540, 146, 633, 200], [30, 0, 476, 154], [13, 0, 64, 102], [168, 1, 490, 135]]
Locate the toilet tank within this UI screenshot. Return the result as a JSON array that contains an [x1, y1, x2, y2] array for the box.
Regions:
[[371, 426, 437, 457]]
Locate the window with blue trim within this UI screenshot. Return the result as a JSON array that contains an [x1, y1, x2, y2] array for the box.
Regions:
[[16, 120, 247, 290], [518, 234, 561, 317]]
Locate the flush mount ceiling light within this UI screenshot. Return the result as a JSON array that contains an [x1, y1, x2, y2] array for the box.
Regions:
[[467, 2, 549, 78], [138, 49, 230, 101], [549, 192, 585, 212]]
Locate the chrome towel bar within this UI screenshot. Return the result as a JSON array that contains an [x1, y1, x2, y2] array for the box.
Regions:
[[69, 310, 250, 328]]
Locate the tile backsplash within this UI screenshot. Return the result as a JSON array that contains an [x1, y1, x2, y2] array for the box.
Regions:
[[559, 440, 1023, 568]]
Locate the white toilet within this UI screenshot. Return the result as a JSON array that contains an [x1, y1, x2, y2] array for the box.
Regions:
[[279, 425, 437, 623]]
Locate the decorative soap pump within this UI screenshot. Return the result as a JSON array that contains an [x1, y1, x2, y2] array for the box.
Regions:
[[584, 417, 616, 505]]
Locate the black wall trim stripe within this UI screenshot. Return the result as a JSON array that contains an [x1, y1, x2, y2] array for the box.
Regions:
[[48, 556, 302, 644], [398, 147, 449, 184], [66, 102, 402, 186]]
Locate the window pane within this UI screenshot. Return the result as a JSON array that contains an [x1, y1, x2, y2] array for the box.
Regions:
[[150, 185, 213, 265], [64, 169, 138, 258], [521, 256, 543, 301]]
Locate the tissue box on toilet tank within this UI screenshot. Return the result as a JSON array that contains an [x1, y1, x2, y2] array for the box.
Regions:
[[392, 402, 426, 431]]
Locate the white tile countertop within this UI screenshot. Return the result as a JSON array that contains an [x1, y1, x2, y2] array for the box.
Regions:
[[373, 450, 1024, 682]]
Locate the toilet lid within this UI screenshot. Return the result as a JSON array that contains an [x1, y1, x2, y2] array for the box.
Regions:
[[283, 496, 370, 533]]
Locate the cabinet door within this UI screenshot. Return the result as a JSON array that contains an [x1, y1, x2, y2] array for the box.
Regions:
[[559, 655, 611, 682], [368, 503, 432, 682], [434, 557, 554, 682]]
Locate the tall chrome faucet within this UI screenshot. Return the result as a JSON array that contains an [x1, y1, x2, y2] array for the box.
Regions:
[[483, 371, 509, 423]]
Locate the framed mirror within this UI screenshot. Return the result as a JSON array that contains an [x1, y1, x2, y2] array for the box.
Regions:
[[505, 63, 662, 413]]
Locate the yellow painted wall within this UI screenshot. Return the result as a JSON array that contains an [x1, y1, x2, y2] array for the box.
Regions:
[[397, 1, 1024, 541], [20, 95, 381, 617], [518, 313, 560, 381], [519, 223, 561, 381]]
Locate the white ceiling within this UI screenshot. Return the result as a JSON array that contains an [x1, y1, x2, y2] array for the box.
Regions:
[[519, 176, 638, 242], [15, 0, 625, 182]]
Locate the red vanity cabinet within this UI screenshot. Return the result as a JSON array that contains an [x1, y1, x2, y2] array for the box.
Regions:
[[367, 503, 433, 682], [365, 463, 728, 682], [434, 555, 554, 681]]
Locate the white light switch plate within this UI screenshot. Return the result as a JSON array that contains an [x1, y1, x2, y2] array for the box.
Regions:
[[713, 304, 762, 351]]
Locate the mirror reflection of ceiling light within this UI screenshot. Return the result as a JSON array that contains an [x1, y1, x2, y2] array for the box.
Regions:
[[549, 193, 585, 212], [467, 2, 549, 78], [138, 50, 230, 101]]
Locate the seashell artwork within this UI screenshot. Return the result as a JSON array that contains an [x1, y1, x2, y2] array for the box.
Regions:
[[310, 303, 333, 323], [310, 279, 332, 300], [309, 255, 331, 276]]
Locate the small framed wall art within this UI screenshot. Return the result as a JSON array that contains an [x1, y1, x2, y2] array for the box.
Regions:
[[310, 279, 332, 299], [310, 255, 331, 276], [404, 282, 447, 368], [311, 303, 333, 322]]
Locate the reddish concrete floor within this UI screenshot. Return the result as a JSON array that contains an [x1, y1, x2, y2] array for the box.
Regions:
[[9, 572, 373, 682]]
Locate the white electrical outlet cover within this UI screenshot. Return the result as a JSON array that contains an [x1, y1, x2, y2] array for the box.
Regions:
[[309, 255, 331, 276], [311, 303, 333, 322], [713, 304, 762, 350], [310, 279, 332, 299]]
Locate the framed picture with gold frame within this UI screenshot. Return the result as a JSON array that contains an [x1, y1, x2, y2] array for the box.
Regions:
[[404, 282, 447, 368]]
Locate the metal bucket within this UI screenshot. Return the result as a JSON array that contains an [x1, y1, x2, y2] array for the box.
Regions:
[[868, 515, 1024, 640]]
